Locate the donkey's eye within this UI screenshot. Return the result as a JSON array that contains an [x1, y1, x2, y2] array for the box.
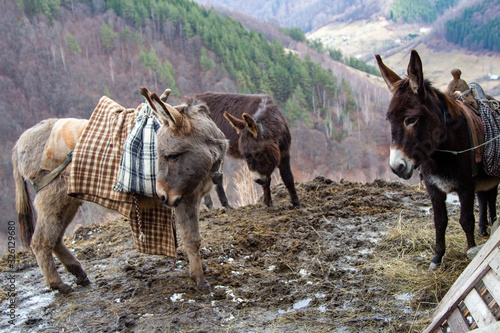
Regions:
[[165, 153, 180, 162], [404, 117, 419, 127]]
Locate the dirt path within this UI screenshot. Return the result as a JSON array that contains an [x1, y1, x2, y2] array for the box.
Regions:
[[1, 177, 463, 332]]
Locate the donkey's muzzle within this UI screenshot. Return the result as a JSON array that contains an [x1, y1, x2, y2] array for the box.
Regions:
[[389, 147, 414, 180], [250, 170, 268, 185], [391, 165, 413, 180], [255, 177, 268, 185], [160, 194, 181, 208]]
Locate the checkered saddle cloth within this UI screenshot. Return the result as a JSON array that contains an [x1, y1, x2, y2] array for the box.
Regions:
[[68, 96, 176, 257], [478, 100, 500, 177], [114, 103, 161, 197]]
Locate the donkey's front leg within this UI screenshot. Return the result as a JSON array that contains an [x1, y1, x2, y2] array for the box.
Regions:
[[427, 185, 448, 270], [458, 189, 476, 249], [261, 178, 273, 207], [175, 198, 210, 290]]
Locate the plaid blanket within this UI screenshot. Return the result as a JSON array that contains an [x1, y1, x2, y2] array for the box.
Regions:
[[114, 103, 161, 197], [68, 96, 176, 257], [478, 100, 500, 176]]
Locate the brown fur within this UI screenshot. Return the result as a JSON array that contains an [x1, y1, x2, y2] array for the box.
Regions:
[[12, 94, 227, 293], [376, 50, 500, 268], [195, 92, 300, 207]]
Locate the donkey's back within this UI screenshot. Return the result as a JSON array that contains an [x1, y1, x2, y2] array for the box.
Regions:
[[14, 118, 58, 182]]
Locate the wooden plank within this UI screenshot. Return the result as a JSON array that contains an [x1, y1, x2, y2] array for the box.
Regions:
[[446, 308, 469, 333], [423, 247, 500, 333], [469, 321, 500, 332], [490, 252, 500, 277], [434, 227, 500, 316], [482, 270, 500, 306], [464, 288, 496, 327]]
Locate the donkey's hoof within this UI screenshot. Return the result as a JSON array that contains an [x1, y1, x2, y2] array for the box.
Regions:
[[428, 262, 440, 270], [76, 276, 91, 287], [478, 227, 489, 237], [196, 279, 211, 292], [52, 283, 74, 294], [220, 200, 233, 209]]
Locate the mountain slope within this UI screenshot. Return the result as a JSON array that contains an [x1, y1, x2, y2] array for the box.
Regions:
[[195, 0, 392, 32], [308, 17, 500, 99], [197, 0, 500, 99], [0, 0, 392, 239]]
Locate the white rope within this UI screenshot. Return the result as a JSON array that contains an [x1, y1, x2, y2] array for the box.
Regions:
[[436, 133, 500, 155]]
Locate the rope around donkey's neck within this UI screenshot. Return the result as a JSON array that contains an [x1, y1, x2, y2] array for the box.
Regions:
[[436, 132, 500, 155]]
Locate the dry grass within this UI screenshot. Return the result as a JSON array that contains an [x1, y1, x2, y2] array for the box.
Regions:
[[367, 208, 490, 331], [234, 164, 259, 207]]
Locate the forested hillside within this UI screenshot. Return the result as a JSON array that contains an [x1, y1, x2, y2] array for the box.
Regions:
[[389, 0, 458, 23], [0, 0, 391, 236], [195, 0, 390, 33], [389, 0, 499, 52], [197, 0, 500, 53], [445, 0, 500, 52]]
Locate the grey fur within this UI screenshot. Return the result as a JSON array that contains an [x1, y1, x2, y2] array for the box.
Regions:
[[12, 99, 227, 293]]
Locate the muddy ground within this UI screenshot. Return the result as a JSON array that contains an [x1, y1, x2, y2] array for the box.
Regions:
[[0, 177, 482, 332]]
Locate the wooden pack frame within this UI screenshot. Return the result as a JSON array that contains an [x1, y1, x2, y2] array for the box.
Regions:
[[423, 227, 500, 332]]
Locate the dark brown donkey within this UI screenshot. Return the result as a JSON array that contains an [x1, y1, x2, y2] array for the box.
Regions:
[[376, 50, 499, 269], [12, 90, 227, 292], [196, 92, 300, 208]]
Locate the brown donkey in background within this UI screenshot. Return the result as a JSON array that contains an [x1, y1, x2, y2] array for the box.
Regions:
[[196, 92, 300, 208], [12, 89, 227, 293]]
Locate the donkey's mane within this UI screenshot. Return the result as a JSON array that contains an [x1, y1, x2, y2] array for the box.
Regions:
[[176, 99, 209, 116]]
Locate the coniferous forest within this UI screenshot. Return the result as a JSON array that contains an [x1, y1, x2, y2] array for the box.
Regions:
[[18, 0, 352, 126], [445, 0, 500, 52], [389, 0, 499, 52]]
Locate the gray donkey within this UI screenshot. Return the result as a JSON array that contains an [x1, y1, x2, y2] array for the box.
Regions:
[[12, 88, 228, 293]]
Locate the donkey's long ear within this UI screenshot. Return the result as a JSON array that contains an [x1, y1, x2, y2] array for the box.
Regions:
[[139, 86, 159, 113], [407, 49, 425, 96], [242, 113, 259, 139], [160, 88, 171, 102], [375, 54, 401, 93], [224, 112, 245, 134], [151, 93, 182, 128]]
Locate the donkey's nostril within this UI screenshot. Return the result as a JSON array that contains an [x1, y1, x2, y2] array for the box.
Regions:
[[160, 195, 167, 203], [391, 160, 406, 175]]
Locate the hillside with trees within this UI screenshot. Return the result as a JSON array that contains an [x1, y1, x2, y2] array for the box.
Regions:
[[389, 0, 458, 23], [195, 0, 391, 33], [0, 0, 391, 238], [444, 0, 500, 52], [196, 0, 500, 53]]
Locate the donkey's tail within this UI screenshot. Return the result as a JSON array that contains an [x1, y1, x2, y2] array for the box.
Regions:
[[12, 146, 35, 247]]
